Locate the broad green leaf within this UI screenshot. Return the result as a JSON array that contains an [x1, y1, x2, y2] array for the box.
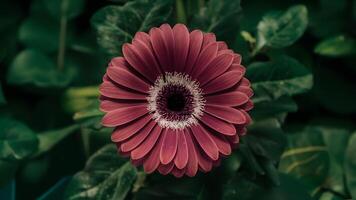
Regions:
[[34, 125, 79, 156], [247, 56, 313, 103], [64, 144, 136, 200], [250, 96, 297, 119], [191, 0, 242, 44], [44, 0, 85, 20], [0, 117, 38, 160], [19, 17, 59, 53], [245, 118, 286, 162], [319, 192, 344, 200], [255, 5, 308, 53], [223, 173, 312, 200], [345, 132, 356, 199], [314, 35, 356, 57], [0, 84, 5, 105], [279, 126, 329, 196], [91, 0, 174, 57], [321, 127, 350, 195], [7, 49, 75, 88]]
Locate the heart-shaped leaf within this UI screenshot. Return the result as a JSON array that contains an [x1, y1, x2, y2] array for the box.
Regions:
[[91, 0, 174, 57]]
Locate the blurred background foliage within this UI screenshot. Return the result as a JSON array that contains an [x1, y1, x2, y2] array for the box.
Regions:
[[0, 0, 356, 199]]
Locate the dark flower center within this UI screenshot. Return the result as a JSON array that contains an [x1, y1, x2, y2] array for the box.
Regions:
[[156, 84, 194, 121]]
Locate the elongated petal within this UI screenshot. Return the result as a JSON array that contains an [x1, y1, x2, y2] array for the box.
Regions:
[[102, 105, 148, 127], [107, 66, 150, 93], [199, 113, 236, 136], [185, 30, 203, 73], [173, 24, 189, 72], [206, 91, 249, 106], [100, 81, 146, 100], [191, 125, 219, 160], [174, 132, 189, 169], [160, 129, 178, 164], [204, 105, 246, 124], [111, 115, 151, 142], [131, 125, 163, 160]]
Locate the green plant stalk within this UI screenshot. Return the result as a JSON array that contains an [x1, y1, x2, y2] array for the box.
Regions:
[[176, 0, 187, 24], [57, 0, 68, 70]]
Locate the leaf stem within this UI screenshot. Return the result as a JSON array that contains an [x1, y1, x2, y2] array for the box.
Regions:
[[176, 0, 187, 24], [57, 0, 68, 70]]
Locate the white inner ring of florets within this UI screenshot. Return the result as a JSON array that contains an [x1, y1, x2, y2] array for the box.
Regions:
[[147, 72, 205, 130]]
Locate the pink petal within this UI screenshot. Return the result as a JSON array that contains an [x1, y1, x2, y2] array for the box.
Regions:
[[236, 86, 254, 98], [191, 43, 218, 78], [217, 49, 234, 56], [149, 27, 171, 72], [185, 30, 203, 73], [122, 44, 158, 83], [196, 148, 213, 173], [171, 167, 185, 178], [160, 129, 178, 165], [209, 133, 231, 156], [184, 130, 199, 177], [102, 105, 148, 127], [233, 54, 242, 64], [109, 57, 131, 71], [174, 132, 189, 169], [158, 162, 174, 175], [111, 115, 152, 142], [240, 78, 251, 87], [206, 91, 249, 106], [131, 39, 162, 76], [120, 120, 157, 152], [190, 125, 219, 160], [173, 24, 189, 72], [217, 41, 228, 50], [202, 33, 216, 49], [202, 71, 243, 94], [143, 132, 165, 173], [204, 105, 246, 124], [99, 81, 147, 100], [199, 113, 236, 136], [100, 99, 144, 112], [198, 53, 234, 85], [239, 100, 254, 111], [107, 66, 150, 94], [133, 32, 151, 44], [159, 24, 174, 71], [131, 125, 163, 160], [229, 63, 246, 74], [240, 110, 252, 125]]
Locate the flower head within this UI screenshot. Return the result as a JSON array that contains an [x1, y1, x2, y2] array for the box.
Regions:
[[99, 24, 253, 177]]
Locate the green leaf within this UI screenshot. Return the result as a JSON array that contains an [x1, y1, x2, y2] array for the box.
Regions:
[[247, 56, 313, 104], [223, 173, 312, 200], [279, 126, 330, 196], [34, 125, 79, 156], [321, 127, 350, 195], [345, 132, 356, 199], [245, 118, 286, 162], [251, 96, 298, 119], [191, 0, 242, 44], [255, 5, 308, 53], [19, 17, 59, 53], [44, 0, 85, 20], [64, 144, 136, 200], [0, 117, 38, 160], [314, 35, 356, 57], [0, 84, 5, 105], [7, 49, 75, 88], [91, 0, 174, 57], [319, 192, 344, 200]]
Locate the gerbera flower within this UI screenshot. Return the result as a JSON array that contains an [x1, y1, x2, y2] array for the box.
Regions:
[[99, 24, 253, 177]]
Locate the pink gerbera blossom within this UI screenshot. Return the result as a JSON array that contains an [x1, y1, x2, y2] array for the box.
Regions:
[[99, 24, 253, 177]]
